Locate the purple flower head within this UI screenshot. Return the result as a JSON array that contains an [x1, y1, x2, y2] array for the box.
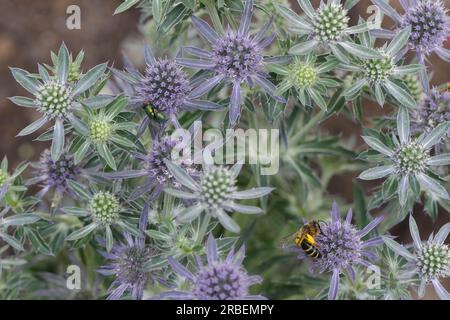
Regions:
[[307, 202, 383, 300], [98, 232, 156, 300], [136, 58, 190, 114], [414, 88, 450, 140], [211, 31, 264, 80], [383, 215, 450, 300], [111, 45, 223, 132], [29, 149, 81, 196], [145, 137, 193, 188], [400, 0, 448, 55], [107, 135, 195, 201], [164, 235, 265, 300], [372, 0, 450, 62], [177, 0, 285, 126]]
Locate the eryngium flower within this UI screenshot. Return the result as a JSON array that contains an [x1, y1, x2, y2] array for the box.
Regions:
[[383, 215, 450, 300], [271, 53, 340, 110], [63, 183, 140, 252], [163, 235, 265, 300], [275, 0, 378, 58], [73, 95, 137, 171], [111, 44, 222, 130], [136, 58, 189, 114], [106, 136, 195, 201], [9, 43, 107, 161], [359, 108, 450, 206], [413, 88, 450, 144], [98, 232, 155, 300], [308, 202, 383, 300], [29, 149, 81, 196], [164, 160, 273, 233], [90, 192, 121, 225], [177, 0, 286, 126], [343, 27, 422, 109], [371, 0, 450, 62]]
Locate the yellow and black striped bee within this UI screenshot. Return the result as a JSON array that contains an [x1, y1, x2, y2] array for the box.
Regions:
[[142, 104, 166, 123], [280, 220, 322, 258]]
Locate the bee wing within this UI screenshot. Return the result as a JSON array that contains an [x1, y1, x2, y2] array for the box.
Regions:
[[279, 233, 299, 249]]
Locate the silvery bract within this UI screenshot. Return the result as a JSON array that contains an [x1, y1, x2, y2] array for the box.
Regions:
[[383, 215, 450, 300], [164, 159, 273, 233], [275, 0, 378, 58], [270, 53, 340, 110], [10, 43, 107, 161], [176, 0, 287, 126], [359, 108, 450, 206], [342, 27, 422, 108]]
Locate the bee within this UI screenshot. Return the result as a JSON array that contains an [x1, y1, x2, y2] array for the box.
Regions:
[[280, 220, 322, 258], [142, 104, 166, 123]]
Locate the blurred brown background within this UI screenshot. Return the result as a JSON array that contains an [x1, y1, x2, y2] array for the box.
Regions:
[[0, 0, 141, 163], [0, 0, 448, 298]]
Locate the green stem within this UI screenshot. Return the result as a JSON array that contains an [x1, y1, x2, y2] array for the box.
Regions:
[[162, 192, 174, 217], [196, 213, 211, 243], [203, 0, 224, 34], [290, 110, 325, 144]]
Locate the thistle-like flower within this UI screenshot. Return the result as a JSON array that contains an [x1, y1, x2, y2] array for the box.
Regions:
[[28, 149, 81, 198], [98, 232, 157, 300], [383, 215, 450, 300], [306, 202, 383, 300], [9, 43, 107, 161], [70, 95, 136, 170], [343, 27, 422, 108], [359, 108, 450, 206], [413, 88, 450, 148], [163, 235, 265, 300], [177, 0, 287, 126], [371, 0, 449, 62], [106, 135, 195, 201], [270, 53, 340, 110], [164, 160, 273, 233], [111, 44, 222, 132], [275, 0, 379, 58], [62, 182, 140, 252]]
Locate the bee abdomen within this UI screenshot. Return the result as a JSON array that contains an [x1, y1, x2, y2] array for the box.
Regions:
[[300, 241, 320, 258]]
